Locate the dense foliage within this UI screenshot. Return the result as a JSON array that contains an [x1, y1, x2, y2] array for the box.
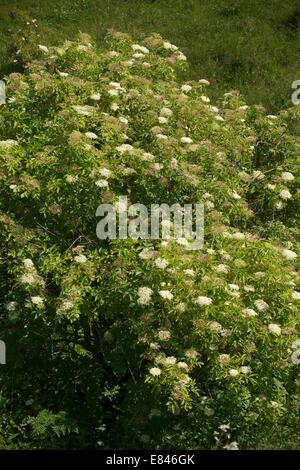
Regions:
[[0, 32, 299, 449]]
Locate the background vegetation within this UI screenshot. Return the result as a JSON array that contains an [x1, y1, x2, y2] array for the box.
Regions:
[[0, 0, 300, 111]]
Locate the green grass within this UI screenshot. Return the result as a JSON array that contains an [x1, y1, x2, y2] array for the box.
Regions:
[[0, 0, 300, 111]]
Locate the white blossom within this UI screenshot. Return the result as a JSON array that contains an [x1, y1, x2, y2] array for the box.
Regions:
[[31, 296, 43, 305], [177, 361, 188, 369], [181, 84, 192, 92], [232, 191, 241, 200], [66, 175, 78, 183], [208, 321, 223, 332], [159, 290, 173, 300], [158, 116, 168, 124], [137, 287, 153, 305], [163, 41, 178, 51], [116, 144, 133, 153], [60, 301, 73, 311], [95, 180, 109, 188], [131, 44, 149, 54], [164, 356, 177, 365], [228, 284, 239, 291], [275, 201, 283, 210], [279, 189, 292, 200], [268, 323, 281, 335], [254, 299, 269, 311], [240, 366, 251, 374], [72, 105, 95, 116], [38, 44, 49, 53], [291, 349, 300, 365], [156, 133, 168, 140], [6, 301, 17, 311], [244, 285, 255, 292], [23, 259, 34, 269], [20, 273, 35, 284], [0, 139, 18, 149], [150, 367, 161, 376], [108, 89, 119, 96], [180, 136, 193, 144], [281, 172, 294, 182], [223, 442, 239, 450], [169, 158, 178, 169], [175, 51, 187, 61], [109, 81, 122, 89], [200, 95, 210, 103], [139, 247, 155, 260], [185, 348, 198, 359], [160, 107, 173, 116], [90, 93, 101, 101], [242, 308, 258, 317], [132, 53, 145, 59], [74, 254, 87, 263], [158, 330, 171, 340], [184, 269, 195, 276], [99, 168, 111, 178], [282, 249, 297, 260], [174, 303, 186, 314], [119, 117, 128, 125], [219, 354, 230, 364], [176, 237, 189, 246], [85, 132, 98, 139], [194, 296, 213, 306], [155, 258, 169, 269]]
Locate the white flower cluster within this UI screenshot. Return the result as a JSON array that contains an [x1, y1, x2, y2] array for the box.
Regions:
[[137, 287, 153, 305]]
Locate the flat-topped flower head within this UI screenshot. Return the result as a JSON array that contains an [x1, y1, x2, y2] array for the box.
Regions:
[[116, 144, 133, 153], [74, 254, 87, 263], [155, 257, 169, 269], [254, 299, 269, 311], [281, 172, 294, 182], [23, 259, 34, 269], [242, 308, 258, 317], [160, 107, 173, 116], [282, 249, 297, 260], [158, 330, 171, 340], [150, 367, 161, 376], [131, 44, 149, 54], [180, 136, 193, 144], [194, 296, 213, 306], [137, 287, 153, 305], [31, 296, 43, 305], [159, 290, 173, 300], [280, 189, 292, 200], [38, 44, 49, 53], [85, 132, 98, 139], [268, 324, 281, 335]]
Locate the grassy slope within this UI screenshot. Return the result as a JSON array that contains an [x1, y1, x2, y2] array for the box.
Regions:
[[0, 0, 300, 110]]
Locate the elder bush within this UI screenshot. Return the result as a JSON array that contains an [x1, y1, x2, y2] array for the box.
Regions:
[[0, 32, 299, 449]]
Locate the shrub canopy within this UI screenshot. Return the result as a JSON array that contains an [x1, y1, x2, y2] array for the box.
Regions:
[[0, 32, 299, 449]]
